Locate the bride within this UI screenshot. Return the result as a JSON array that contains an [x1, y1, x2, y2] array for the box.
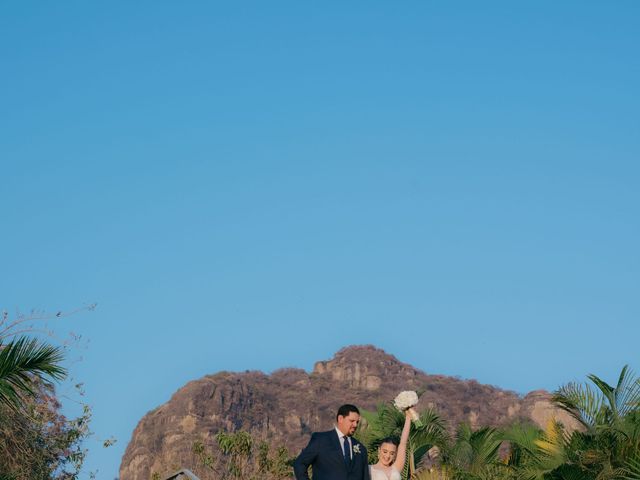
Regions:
[[369, 409, 412, 480]]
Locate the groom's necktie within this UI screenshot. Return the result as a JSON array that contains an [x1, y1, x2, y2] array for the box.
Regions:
[[343, 436, 351, 464]]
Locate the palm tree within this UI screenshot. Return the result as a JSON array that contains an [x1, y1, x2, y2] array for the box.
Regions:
[[548, 365, 640, 479], [494, 367, 640, 480], [502, 419, 596, 480], [0, 336, 66, 411], [442, 423, 510, 480], [553, 365, 640, 432], [455, 424, 500, 470]]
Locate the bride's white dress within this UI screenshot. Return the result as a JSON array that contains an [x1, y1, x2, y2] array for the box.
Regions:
[[369, 466, 401, 480]]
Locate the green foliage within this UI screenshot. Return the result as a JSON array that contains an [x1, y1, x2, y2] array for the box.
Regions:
[[0, 306, 107, 480], [553, 365, 640, 431], [190, 431, 293, 480], [361, 366, 640, 480], [445, 424, 502, 475], [624, 455, 640, 480], [193, 440, 215, 470], [216, 431, 254, 477], [0, 384, 93, 480], [216, 430, 253, 456], [0, 336, 66, 410]]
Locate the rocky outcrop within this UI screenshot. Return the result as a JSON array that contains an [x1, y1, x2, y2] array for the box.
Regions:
[[119, 345, 576, 480], [521, 390, 582, 431]]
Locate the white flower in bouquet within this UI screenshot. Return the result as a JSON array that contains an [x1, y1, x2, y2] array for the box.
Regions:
[[393, 390, 422, 426], [394, 391, 419, 410]]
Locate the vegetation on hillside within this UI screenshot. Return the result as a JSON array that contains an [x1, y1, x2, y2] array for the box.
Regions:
[[174, 431, 294, 480]]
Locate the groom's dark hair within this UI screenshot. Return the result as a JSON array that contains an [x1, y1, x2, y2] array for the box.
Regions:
[[336, 404, 360, 420]]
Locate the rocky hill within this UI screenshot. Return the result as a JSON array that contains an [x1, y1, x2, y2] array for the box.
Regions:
[[119, 345, 578, 480]]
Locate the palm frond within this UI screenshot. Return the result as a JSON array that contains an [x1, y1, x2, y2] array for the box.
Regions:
[[412, 408, 449, 448], [501, 422, 543, 468], [612, 367, 640, 419], [624, 455, 640, 480], [553, 382, 606, 429], [446, 423, 503, 475], [0, 336, 66, 410], [468, 427, 503, 473], [551, 463, 593, 480]]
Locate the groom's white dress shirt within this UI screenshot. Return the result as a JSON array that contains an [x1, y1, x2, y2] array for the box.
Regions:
[[335, 427, 352, 460]]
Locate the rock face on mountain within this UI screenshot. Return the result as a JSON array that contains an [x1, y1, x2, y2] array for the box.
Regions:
[[119, 345, 578, 480]]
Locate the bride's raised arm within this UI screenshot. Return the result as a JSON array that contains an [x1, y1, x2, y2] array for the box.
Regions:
[[393, 409, 413, 472]]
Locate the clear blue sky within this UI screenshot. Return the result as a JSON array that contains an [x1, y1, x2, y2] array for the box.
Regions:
[[1, 1, 639, 478]]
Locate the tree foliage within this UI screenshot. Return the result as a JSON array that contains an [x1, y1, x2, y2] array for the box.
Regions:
[[360, 365, 640, 480], [0, 384, 92, 480], [0, 336, 67, 410], [0, 306, 99, 480], [186, 430, 294, 480]]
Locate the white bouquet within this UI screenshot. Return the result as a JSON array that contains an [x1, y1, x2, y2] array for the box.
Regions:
[[394, 390, 422, 426]]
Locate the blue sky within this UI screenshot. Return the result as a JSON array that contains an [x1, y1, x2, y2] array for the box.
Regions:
[[1, 1, 639, 478]]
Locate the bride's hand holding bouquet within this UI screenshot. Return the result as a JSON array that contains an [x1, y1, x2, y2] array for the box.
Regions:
[[393, 391, 422, 427]]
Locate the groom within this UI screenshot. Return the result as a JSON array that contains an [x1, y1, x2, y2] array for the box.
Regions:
[[294, 404, 370, 480]]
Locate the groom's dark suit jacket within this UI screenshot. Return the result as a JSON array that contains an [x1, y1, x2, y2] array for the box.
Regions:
[[293, 429, 370, 480]]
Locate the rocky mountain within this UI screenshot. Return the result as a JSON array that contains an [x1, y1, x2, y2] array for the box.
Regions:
[[119, 345, 578, 480]]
